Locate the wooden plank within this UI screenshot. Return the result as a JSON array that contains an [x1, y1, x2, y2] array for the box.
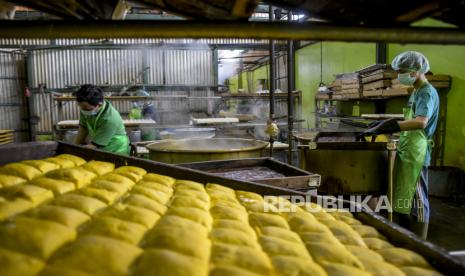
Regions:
[[427, 75, 451, 81], [362, 72, 397, 83], [363, 79, 391, 90], [382, 88, 412, 96], [341, 79, 360, 85], [363, 90, 383, 97], [316, 93, 331, 100], [341, 83, 360, 90], [338, 88, 360, 94], [341, 93, 361, 99]]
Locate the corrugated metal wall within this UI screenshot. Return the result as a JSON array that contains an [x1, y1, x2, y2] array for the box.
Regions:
[[30, 46, 215, 132], [0, 50, 27, 141]]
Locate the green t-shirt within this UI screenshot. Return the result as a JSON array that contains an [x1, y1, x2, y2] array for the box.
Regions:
[[79, 100, 127, 147]]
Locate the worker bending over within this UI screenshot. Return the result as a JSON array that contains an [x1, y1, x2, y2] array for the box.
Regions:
[[74, 84, 130, 155]]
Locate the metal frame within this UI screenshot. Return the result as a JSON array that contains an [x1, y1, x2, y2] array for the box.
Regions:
[[0, 21, 464, 45]]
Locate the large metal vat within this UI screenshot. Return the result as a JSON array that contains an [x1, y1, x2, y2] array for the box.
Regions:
[[299, 132, 396, 195], [146, 138, 268, 164]]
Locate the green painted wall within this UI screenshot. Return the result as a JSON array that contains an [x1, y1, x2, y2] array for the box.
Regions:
[[228, 74, 239, 93], [387, 18, 465, 170], [295, 42, 376, 127]]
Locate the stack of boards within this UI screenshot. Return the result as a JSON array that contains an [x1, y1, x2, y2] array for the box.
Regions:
[[317, 64, 451, 101], [0, 154, 444, 275], [0, 129, 14, 145]]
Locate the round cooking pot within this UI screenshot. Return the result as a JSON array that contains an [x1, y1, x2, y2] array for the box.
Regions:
[[146, 138, 268, 164]]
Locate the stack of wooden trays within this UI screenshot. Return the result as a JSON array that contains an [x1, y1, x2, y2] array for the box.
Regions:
[[0, 129, 14, 145]]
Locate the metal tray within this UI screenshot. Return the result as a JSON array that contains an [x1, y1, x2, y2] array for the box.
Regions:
[[1, 141, 464, 274], [178, 158, 320, 190]]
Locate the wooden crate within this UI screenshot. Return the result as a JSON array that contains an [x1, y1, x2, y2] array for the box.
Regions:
[[382, 88, 412, 97], [316, 93, 331, 100], [341, 93, 361, 100], [363, 79, 392, 91]]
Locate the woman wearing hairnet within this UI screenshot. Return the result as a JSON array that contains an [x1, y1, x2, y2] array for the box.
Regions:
[[359, 51, 439, 239]]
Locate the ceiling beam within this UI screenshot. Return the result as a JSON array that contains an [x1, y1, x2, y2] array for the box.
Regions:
[[0, 20, 463, 44]]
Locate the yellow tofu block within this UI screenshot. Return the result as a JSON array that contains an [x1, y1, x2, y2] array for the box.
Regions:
[[39, 266, 92, 276], [351, 224, 384, 239], [132, 249, 208, 276], [124, 194, 168, 215], [170, 195, 210, 211], [81, 216, 147, 244], [304, 242, 364, 269], [46, 168, 96, 189], [44, 157, 75, 169], [363, 238, 394, 251], [212, 199, 247, 211], [143, 224, 210, 259], [298, 232, 341, 245], [77, 187, 120, 205], [259, 236, 312, 260], [175, 180, 205, 192], [0, 217, 76, 259], [210, 243, 272, 275], [25, 205, 90, 229], [330, 209, 354, 218], [81, 161, 115, 176], [0, 163, 42, 181], [54, 154, 86, 166], [336, 215, 363, 225], [89, 179, 132, 195], [209, 192, 241, 205], [51, 194, 106, 215], [241, 200, 276, 213], [155, 215, 210, 236], [345, 245, 384, 262], [401, 266, 443, 276], [131, 186, 170, 204], [21, 160, 60, 174], [249, 212, 290, 229], [311, 210, 337, 222], [0, 173, 25, 187], [49, 235, 142, 275], [143, 173, 175, 187], [210, 228, 259, 249], [206, 183, 236, 196], [0, 198, 34, 220], [210, 266, 262, 276], [137, 181, 173, 195], [96, 173, 135, 186], [320, 262, 370, 276], [165, 207, 212, 229], [236, 190, 263, 202], [29, 177, 75, 196], [0, 185, 54, 206], [377, 248, 432, 268], [210, 205, 248, 223], [213, 219, 257, 240], [97, 203, 159, 228], [113, 166, 146, 182], [258, 226, 302, 244], [271, 256, 328, 276], [0, 247, 45, 276], [326, 221, 367, 247], [361, 259, 406, 276], [175, 189, 210, 203]]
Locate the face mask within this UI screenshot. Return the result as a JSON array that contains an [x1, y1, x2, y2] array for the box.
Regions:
[[398, 72, 416, 86], [81, 106, 99, 116]]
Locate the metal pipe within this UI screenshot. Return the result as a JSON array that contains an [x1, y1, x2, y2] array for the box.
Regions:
[[0, 21, 464, 45], [376, 42, 387, 64], [287, 11, 295, 165], [269, 6, 275, 157]]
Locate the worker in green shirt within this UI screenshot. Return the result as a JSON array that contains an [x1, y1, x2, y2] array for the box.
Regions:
[[74, 84, 130, 155]]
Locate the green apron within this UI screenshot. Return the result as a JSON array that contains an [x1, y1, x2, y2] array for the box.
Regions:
[[86, 108, 129, 155], [393, 90, 431, 214]]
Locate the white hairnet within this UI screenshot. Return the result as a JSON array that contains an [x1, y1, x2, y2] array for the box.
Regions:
[[391, 51, 430, 74]]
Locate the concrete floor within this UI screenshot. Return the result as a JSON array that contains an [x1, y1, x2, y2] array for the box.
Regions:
[[427, 197, 465, 253]]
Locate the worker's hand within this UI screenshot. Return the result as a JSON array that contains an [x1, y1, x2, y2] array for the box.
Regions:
[[356, 118, 400, 141], [83, 144, 97, 149], [265, 120, 279, 137]]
